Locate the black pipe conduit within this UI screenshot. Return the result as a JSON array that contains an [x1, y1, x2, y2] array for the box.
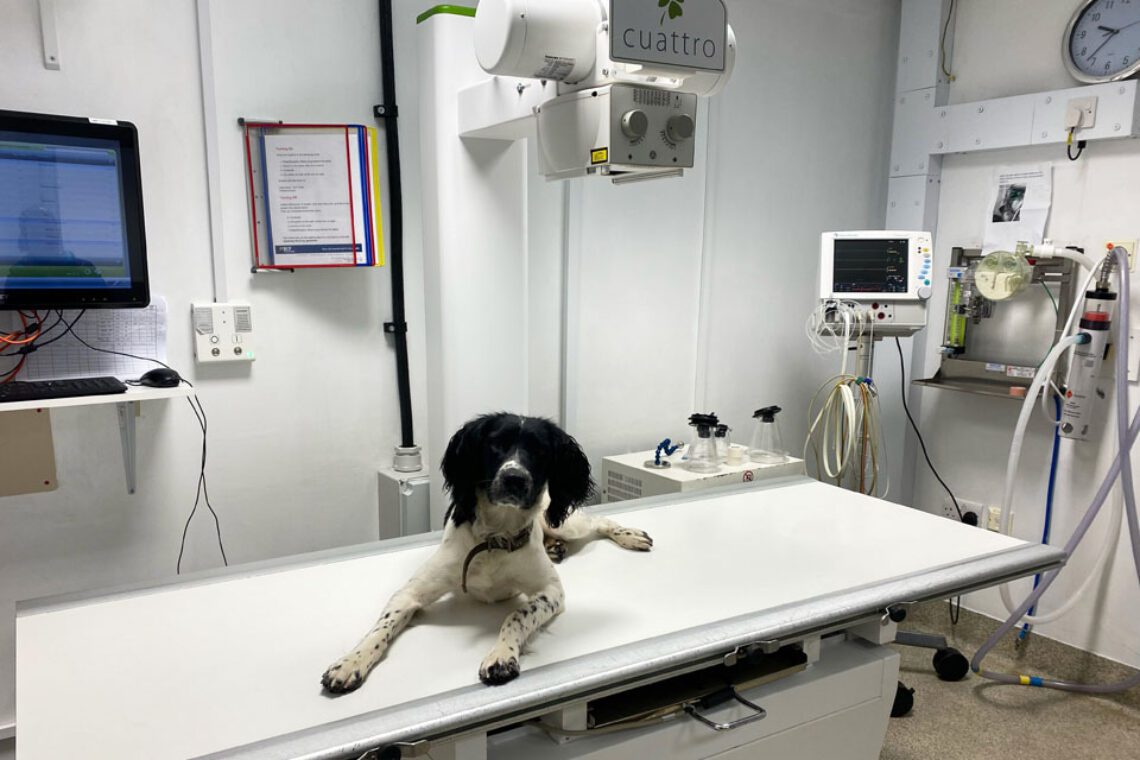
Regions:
[[377, 0, 415, 449]]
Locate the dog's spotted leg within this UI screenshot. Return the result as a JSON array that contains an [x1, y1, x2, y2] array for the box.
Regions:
[[542, 511, 653, 553], [599, 521, 654, 552], [479, 578, 565, 686], [322, 556, 453, 694]]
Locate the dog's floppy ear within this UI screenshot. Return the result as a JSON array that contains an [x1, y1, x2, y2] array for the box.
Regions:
[[441, 417, 482, 526], [545, 423, 594, 528]]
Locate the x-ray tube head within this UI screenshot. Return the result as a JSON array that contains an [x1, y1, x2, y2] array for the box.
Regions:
[[471, 0, 736, 183], [474, 0, 603, 84]]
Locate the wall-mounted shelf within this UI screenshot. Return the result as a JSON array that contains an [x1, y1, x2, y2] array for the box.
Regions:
[[0, 385, 194, 494], [0, 385, 190, 413], [914, 247, 1077, 402]]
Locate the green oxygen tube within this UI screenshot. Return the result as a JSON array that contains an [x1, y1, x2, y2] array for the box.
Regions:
[[945, 279, 967, 354]]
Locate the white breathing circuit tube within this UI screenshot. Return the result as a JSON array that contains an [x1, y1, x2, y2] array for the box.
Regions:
[[974, 246, 1140, 692], [805, 374, 857, 479], [996, 252, 1124, 625]]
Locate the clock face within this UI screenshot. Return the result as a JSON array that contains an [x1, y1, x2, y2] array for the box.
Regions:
[[1067, 0, 1140, 82]]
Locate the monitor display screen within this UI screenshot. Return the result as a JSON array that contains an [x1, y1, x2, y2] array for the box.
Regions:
[[832, 238, 908, 294], [0, 111, 148, 309]]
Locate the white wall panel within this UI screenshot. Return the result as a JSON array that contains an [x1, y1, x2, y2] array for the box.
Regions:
[[563, 142, 708, 476], [913, 0, 1140, 668], [562, 0, 900, 492], [697, 0, 902, 495], [0, 0, 440, 732]]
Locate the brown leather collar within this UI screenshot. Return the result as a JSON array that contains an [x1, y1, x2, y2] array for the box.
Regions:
[[461, 526, 532, 593]]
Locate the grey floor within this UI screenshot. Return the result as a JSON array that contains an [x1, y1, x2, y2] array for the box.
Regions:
[[881, 604, 1140, 759]]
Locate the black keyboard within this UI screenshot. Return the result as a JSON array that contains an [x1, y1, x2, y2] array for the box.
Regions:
[[0, 376, 128, 403]]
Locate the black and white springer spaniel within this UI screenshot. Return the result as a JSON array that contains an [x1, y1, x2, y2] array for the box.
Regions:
[[321, 413, 653, 693]]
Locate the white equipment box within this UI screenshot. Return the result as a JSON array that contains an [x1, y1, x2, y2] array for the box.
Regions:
[[602, 448, 805, 502], [192, 302, 255, 363], [377, 468, 432, 539]]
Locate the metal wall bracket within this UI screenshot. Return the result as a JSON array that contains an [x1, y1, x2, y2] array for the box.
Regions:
[[457, 77, 551, 140], [38, 0, 61, 70], [116, 401, 138, 494]]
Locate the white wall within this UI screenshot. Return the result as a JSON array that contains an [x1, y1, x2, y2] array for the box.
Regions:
[[0, 0, 434, 734], [911, 0, 1140, 667], [563, 114, 710, 470], [564, 0, 904, 490], [700, 0, 903, 481]]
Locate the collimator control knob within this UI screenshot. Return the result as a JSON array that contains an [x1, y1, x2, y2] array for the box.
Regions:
[[621, 110, 649, 139], [666, 113, 695, 143]]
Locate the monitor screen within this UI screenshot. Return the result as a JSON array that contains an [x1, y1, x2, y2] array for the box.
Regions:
[[832, 238, 908, 294], [0, 111, 149, 309]]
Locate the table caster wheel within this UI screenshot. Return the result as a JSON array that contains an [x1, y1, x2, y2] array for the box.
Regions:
[[933, 647, 970, 682], [891, 681, 915, 717]]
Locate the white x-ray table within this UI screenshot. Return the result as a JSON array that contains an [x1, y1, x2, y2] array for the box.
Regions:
[[16, 477, 1062, 759]]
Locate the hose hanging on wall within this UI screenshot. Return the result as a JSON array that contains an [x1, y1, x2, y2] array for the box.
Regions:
[[376, 0, 418, 466], [972, 247, 1140, 693]]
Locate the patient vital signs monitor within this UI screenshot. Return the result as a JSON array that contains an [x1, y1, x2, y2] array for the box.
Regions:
[[819, 231, 933, 301], [0, 110, 149, 309], [817, 231, 933, 337]]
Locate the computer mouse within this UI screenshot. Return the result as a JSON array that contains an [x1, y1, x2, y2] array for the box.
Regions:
[[138, 367, 182, 388]]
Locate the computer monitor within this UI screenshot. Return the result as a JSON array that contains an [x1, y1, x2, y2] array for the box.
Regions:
[[0, 110, 149, 309]]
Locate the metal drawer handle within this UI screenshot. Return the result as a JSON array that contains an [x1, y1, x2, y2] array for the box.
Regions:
[[683, 688, 768, 731]]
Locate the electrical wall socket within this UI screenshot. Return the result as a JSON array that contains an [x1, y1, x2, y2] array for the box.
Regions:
[[1106, 239, 1136, 271], [945, 498, 983, 523], [192, 302, 255, 363], [1065, 96, 1098, 130]]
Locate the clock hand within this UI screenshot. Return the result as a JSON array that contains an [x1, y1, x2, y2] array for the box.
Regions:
[[1100, 25, 1121, 34], [1089, 29, 1119, 59]]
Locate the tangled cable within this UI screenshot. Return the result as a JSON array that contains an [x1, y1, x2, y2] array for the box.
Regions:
[[804, 301, 889, 496]]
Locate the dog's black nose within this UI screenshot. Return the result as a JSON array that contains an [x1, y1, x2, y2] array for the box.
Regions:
[[489, 462, 534, 505], [499, 469, 532, 494]]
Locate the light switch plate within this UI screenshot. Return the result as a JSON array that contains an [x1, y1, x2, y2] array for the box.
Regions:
[[192, 302, 255, 363]]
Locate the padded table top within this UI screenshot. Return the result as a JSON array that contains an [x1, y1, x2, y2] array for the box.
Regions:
[[16, 478, 1057, 759]]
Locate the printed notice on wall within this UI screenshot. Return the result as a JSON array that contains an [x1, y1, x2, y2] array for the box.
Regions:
[[982, 165, 1052, 254], [263, 133, 361, 265], [0, 297, 169, 381]]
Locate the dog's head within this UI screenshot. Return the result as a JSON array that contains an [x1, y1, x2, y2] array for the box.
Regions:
[[441, 413, 594, 528]]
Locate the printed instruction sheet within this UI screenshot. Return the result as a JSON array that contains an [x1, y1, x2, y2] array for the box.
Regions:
[[15, 297, 168, 381], [263, 132, 362, 265], [983, 165, 1052, 254]]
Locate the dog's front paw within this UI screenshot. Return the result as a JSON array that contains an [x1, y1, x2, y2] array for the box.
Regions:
[[544, 537, 567, 563], [479, 647, 521, 686], [610, 527, 654, 552], [321, 651, 374, 694]]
